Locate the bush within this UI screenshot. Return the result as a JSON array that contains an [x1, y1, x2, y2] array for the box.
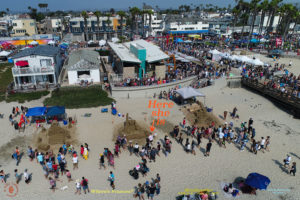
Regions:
[[44, 86, 113, 109], [6, 91, 50, 103]]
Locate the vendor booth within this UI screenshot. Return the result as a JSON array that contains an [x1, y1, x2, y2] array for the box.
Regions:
[[174, 87, 205, 105], [46, 106, 66, 122], [25, 106, 66, 123]]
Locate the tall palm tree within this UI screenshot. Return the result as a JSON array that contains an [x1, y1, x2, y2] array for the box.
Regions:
[[140, 10, 146, 38], [248, 0, 261, 48], [81, 11, 89, 41], [117, 11, 126, 38], [94, 11, 102, 32], [258, 0, 269, 34], [129, 7, 140, 38], [106, 13, 112, 31], [266, 0, 283, 34]]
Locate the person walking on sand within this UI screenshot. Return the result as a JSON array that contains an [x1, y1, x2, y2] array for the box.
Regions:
[[290, 162, 296, 176], [49, 177, 56, 192], [24, 169, 31, 184], [72, 154, 78, 170], [182, 117, 186, 128], [99, 153, 106, 169], [231, 107, 237, 119], [14, 169, 21, 184], [260, 137, 265, 153], [284, 155, 291, 168], [223, 110, 228, 120], [75, 179, 81, 195], [265, 136, 270, 151], [205, 140, 212, 157], [81, 177, 90, 194], [109, 171, 115, 190]]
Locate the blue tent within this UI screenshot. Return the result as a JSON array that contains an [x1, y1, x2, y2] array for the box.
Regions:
[[175, 38, 184, 43], [46, 106, 65, 117], [25, 107, 46, 117], [245, 173, 271, 190], [250, 38, 259, 43]]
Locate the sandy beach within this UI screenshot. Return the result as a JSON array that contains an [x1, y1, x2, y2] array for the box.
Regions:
[[0, 58, 300, 200]]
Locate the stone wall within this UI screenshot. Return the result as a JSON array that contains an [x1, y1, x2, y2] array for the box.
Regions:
[[155, 65, 166, 79], [111, 76, 197, 98], [123, 67, 136, 78]]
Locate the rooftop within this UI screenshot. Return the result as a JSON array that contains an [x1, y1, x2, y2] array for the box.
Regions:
[[108, 40, 169, 64], [11, 45, 61, 59], [64, 49, 100, 71]]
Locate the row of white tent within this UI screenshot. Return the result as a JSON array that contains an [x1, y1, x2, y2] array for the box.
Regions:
[[0, 50, 11, 57], [209, 49, 264, 66]]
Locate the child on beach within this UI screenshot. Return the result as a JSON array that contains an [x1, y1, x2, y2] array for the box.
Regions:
[[99, 153, 106, 169], [75, 179, 81, 195], [109, 171, 115, 190]]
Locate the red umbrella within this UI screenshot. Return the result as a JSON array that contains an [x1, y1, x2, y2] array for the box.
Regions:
[[15, 60, 29, 67]]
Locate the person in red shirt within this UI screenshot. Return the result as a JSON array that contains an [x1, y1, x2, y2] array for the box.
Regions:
[[81, 177, 90, 194], [182, 117, 186, 128]]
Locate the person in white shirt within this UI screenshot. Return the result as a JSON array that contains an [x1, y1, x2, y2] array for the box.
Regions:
[[284, 155, 291, 168], [72, 155, 78, 170], [219, 131, 224, 146], [24, 169, 30, 184], [75, 179, 81, 195], [260, 137, 265, 153]]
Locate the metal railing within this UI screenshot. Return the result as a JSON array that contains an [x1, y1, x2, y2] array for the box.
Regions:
[[12, 66, 55, 76]]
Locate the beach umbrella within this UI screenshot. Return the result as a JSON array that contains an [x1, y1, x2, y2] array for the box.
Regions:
[[250, 38, 259, 43], [245, 173, 270, 190]]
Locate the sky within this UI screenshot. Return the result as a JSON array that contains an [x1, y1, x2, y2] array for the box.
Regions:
[[2, 0, 296, 12]]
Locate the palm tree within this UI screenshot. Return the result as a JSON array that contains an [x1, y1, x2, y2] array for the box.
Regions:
[[140, 10, 146, 38], [81, 11, 89, 41], [258, 0, 269, 34], [266, 0, 283, 34], [117, 11, 126, 38], [106, 13, 112, 32], [129, 7, 140, 38], [94, 11, 102, 32], [247, 0, 261, 48]]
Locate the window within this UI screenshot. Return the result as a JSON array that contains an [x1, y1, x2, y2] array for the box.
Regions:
[[40, 59, 52, 67], [13, 23, 17, 26], [77, 71, 90, 78]]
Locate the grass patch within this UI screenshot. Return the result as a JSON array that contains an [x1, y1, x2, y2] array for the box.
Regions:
[[44, 86, 113, 109], [0, 63, 13, 102], [6, 91, 50, 103]]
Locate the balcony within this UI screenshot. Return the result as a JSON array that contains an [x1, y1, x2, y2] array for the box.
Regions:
[[12, 66, 55, 76]]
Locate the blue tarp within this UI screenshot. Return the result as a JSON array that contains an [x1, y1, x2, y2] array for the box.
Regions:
[[25, 107, 46, 117], [46, 106, 65, 117], [245, 173, 271, 190]]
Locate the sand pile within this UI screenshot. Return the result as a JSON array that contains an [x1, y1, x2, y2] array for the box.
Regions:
[[113, 114, 151, 144], [34, 122, 77, 152], [182, 101, 222, 128]]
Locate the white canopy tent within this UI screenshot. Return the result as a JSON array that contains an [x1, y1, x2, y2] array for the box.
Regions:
[[111, 37, 119, 43], [0, 51, 11, 57], [99, 40, 106, 46], [48, 40, 55, 45], [29, 41, 39, 45], [175, 87, 205, 99]]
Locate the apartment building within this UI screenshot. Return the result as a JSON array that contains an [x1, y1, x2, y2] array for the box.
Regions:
[[11, 19, 37, 37]]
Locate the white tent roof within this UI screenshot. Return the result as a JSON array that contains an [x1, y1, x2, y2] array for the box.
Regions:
[[29, 41, 39, 45], [48, 40, 55, 45], [175, 87, 205, 99], [250, 59, 264, 66], [99, 40, 106, 46], [209, 49, 222, 55], [111, 37, 119, 43], [0, 50, 11, 56]]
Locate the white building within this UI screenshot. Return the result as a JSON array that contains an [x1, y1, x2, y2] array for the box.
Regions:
[[64, 49, 101, 85], [167, 21, 209, 31], [11, 45, 64, 89], [143, 11, 166, 36], [44, 18, 62, 34]]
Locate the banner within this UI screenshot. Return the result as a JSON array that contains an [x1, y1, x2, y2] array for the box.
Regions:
[[276, 38, 282, 48]]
